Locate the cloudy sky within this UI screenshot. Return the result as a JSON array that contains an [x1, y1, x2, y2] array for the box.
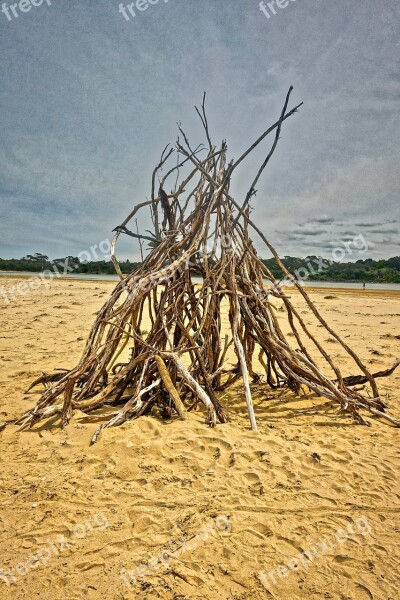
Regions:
[[0, 0, 399, 261]]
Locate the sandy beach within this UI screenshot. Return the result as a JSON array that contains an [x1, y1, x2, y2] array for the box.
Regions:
[[0, 276, 399, 600]]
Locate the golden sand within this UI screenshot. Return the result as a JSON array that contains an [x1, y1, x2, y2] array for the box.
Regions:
[[0, 277, 399, 599]]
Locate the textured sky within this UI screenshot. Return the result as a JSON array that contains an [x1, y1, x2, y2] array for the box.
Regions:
[[0, 0, 399, 261]]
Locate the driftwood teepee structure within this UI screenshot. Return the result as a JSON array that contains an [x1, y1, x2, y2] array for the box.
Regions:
[[5, 88, 400, 442]]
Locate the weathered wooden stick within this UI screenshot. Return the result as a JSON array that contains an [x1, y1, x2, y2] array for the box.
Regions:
[[155, 355, 187, 419]]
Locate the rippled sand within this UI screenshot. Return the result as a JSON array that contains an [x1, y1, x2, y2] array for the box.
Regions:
[[0, 277, 399, 599]]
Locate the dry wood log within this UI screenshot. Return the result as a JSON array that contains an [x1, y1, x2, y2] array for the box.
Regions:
[[155, 355, 187, 420]]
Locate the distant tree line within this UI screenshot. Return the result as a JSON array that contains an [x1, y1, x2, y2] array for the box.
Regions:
[[0, 253, 139, 276], [0, 254, 399, 282], [262, 256, 400, 283]]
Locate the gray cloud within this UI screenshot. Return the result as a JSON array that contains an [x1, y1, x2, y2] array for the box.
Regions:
[[276, 229, 327, 237], [308, 217, 335, 224], [369, 228, 399, 234], [0, 0, 399, 260]]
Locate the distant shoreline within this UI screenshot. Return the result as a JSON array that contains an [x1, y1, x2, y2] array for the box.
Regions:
[[2, 255, 399, 285], [1, 271, 400, 292]]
